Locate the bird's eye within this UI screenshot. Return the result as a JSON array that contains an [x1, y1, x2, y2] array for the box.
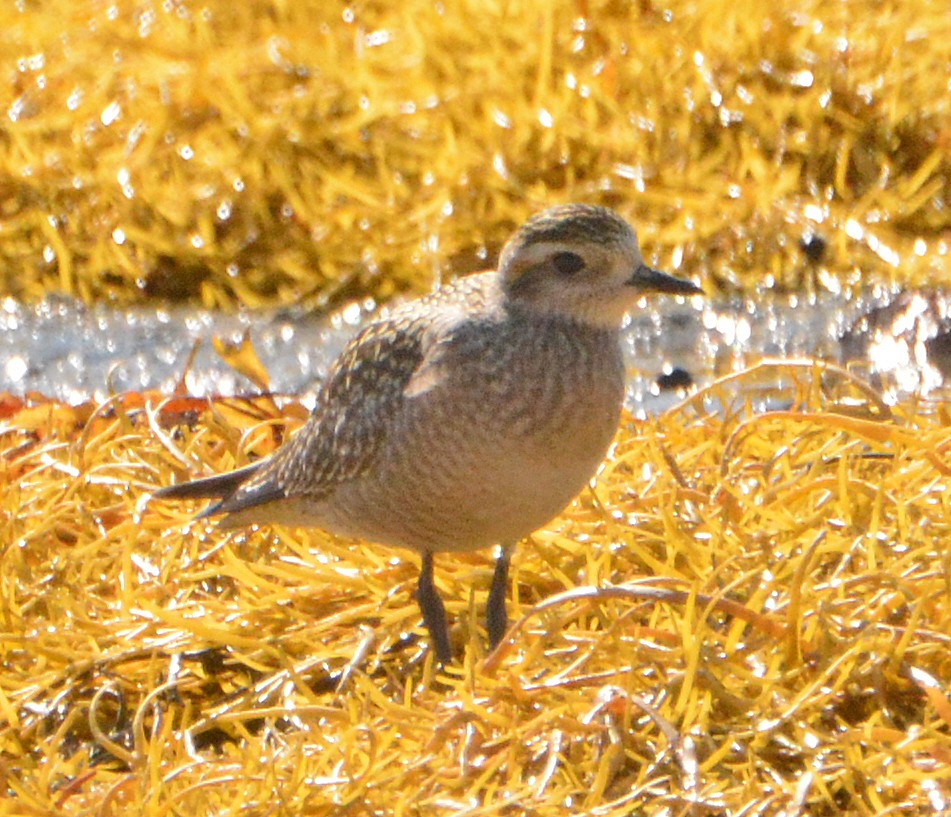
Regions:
[[552, 251, 585, 275]]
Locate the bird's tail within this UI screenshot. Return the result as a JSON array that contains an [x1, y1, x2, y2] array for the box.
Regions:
[[152, 462, 262, 503]]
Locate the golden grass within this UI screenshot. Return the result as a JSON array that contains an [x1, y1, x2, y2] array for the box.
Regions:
[[2, 0, 951, 814], [2, 362, 950, 814], [0, 0, 948, 307]]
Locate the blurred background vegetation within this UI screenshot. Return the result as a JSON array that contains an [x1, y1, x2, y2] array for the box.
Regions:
[[0, 0, 947, 312]]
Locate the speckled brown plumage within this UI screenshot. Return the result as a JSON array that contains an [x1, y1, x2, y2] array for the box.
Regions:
[[154, 204, 703, 663]]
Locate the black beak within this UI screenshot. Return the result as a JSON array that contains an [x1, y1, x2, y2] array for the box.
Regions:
[[631, 264, 703, 295]]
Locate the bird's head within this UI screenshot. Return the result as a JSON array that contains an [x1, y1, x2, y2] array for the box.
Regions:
[[499, 204, 702, 327]]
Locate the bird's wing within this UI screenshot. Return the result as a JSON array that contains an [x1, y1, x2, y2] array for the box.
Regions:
[[154, 272, 499, 524], [201, 313, 431, 519]]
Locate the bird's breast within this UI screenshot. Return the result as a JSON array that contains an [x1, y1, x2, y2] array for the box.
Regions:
[[313, 318, 626, 552]]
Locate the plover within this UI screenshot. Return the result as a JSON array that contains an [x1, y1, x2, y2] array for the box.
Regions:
[[153, 204, 702, 663]]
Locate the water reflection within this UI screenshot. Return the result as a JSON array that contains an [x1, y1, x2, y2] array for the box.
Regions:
[[0, 289, 947, 412]]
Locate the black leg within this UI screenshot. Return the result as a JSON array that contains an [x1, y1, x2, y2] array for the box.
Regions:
[[486, 542, 513, 650], [417, 551, 452, 663]]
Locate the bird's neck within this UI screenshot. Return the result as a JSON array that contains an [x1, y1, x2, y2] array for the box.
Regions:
[[508, 298, 626, 336]]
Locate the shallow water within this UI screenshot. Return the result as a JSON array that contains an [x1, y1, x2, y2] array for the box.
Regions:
[[0, 289, 947, 413]]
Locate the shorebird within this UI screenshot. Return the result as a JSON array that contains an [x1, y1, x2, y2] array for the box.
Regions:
[[153, 204, 702, 663]]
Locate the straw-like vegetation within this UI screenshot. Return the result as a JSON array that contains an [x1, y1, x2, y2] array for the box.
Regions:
[[2, 0, 950, 814], [0, 0, 948, 307], [2, 361, 950, 814]]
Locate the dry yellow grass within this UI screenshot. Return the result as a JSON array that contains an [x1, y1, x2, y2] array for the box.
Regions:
[[2, 361, 950, 814], [2, 0, 951, 815], [0, 0, 948, 307]]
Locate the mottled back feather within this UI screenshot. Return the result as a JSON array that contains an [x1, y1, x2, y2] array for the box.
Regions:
[[210, 274, 494, 517]]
